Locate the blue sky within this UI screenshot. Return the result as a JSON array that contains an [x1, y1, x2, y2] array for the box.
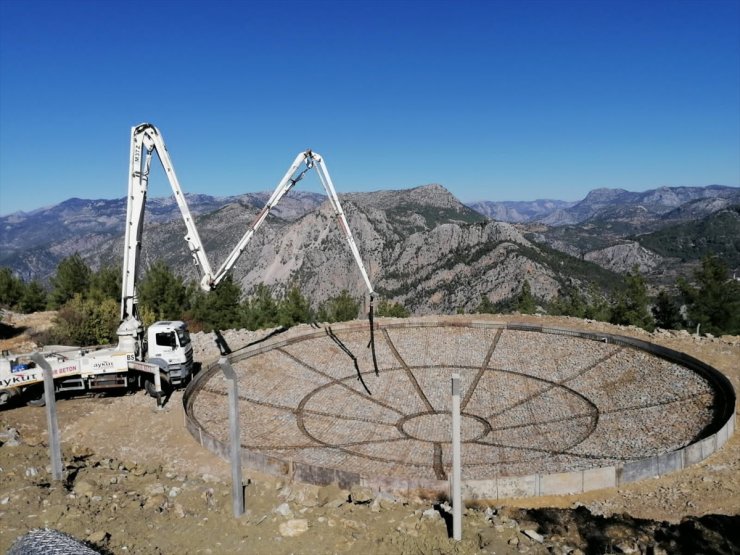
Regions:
[[0, 0, 738, 215]]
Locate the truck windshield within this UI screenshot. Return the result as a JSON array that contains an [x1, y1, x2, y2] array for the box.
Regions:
[[156, 332, 177, 348], [177, 329, 190, 347]]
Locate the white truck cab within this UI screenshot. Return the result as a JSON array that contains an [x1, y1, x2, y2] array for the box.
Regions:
[[146, 321, 193, 387]]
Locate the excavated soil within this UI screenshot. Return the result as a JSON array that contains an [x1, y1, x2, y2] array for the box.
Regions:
[[0, 312, 739, 554]]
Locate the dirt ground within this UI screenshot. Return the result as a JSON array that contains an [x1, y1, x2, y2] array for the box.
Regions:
[[0, 312, 738, 554]]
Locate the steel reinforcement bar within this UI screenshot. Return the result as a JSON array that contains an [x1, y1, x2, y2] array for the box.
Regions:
[[182, 318, 736, 499]]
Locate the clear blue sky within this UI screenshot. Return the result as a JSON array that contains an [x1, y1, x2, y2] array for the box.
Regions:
[[0, 0, 738, 215]]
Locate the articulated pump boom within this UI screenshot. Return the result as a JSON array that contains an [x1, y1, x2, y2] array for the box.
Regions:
[[119, 123, 375, 359], [0, 123, 376, 407]]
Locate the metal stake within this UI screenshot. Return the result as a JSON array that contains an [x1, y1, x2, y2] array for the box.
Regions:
[[218, 356, 245, 517], [31, 353, 63, 481], [451, 372, 462, 541]]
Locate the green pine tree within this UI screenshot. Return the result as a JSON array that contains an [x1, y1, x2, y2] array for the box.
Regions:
[[89, 265, 122, 303], [49, 254, 91, 308], [18, 280, 47, 313], [476, 295, 496, 314], [317, 290, 359, 322], [278, 286, 312, 328], [244, 283, 279, 330], [375, 299, 409, 318], [0, 267, 24, 308], [652, 290, 684, 330], [137, 261, 188, 321], [550, 284, 588, 318], [516, 280, 536, 314], [190, 275, 244, 332], [610, 267, 654, 331], [679, 256, 740, 335]]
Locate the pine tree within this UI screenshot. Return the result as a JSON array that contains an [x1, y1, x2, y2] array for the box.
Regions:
[[191, 275, 244, 332], [317, 290, 359, 322], [476, 295, 496, 314], [0, 267, 23, 308], [516, 280, 536, 314], [652, 290, 683, 330], [679, 256, 740, 335], [89, 265, 122, 303], [49, 254, 91, 308], [551, 284, 588, 318], [18, 281, 47, 313], [610, 267, 654, 331], [278, 286, 312, 328], [137, 261, 188, 321], [376, 299, 410, 318], [583, 284, 611, 322], [244, 283, 279, 330]]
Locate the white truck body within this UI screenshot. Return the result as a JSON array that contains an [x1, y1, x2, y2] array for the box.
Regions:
[[0, 321, 193, 405]]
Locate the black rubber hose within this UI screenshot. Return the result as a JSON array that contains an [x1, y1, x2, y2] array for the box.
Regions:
[[367, 294, 379, 376]]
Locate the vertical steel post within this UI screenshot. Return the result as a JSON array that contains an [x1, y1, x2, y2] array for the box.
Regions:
[[218, 356, 245, 517], [31, 353, 63, 481], [451, 372, 462, 541]]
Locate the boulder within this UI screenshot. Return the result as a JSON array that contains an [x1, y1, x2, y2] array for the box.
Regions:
[[349, 485, 374, 504]]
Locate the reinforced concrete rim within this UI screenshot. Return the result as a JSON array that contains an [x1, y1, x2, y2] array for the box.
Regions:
[[183, 317, 736, 499]]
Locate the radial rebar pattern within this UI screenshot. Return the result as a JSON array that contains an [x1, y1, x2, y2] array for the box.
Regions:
[[188, 320, 732, 484]]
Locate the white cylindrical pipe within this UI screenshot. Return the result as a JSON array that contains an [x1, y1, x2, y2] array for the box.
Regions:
[[32, 353, 63, 481], [451, 373, 462, 541], [220, 357, 245, 517]]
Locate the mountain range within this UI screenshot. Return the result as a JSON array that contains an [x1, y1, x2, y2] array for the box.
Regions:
[[1, 184, 737, 312]]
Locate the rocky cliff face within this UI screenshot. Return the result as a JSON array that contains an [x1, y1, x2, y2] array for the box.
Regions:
[[584, 242, 663, 274], [0, 191, 325, 281], [206, 186, 560, 313], [9, 183, 736, 311], [2, 184, 571, 313]]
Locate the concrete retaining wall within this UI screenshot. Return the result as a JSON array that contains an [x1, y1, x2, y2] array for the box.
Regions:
[[183, 318, 736, 500], [461, 408, 736, 501]]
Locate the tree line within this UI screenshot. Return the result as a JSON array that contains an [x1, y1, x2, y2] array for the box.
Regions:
[[475, 256, 739, 337], [0, 253, 737, 347], [0, 254, 408, 346]]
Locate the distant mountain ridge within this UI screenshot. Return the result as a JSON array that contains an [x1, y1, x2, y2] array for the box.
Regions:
[[0, 191, 326, 253], [466, 185, 738, 226], [1, 183, 737, 312], [0, 184, 621, 314], [466, 199, 576, 223]]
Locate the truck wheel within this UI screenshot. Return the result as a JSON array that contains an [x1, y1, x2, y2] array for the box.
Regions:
[[25, 385, 46, 407], [144, 374, 171, 398], [0, 389, 12, 406]]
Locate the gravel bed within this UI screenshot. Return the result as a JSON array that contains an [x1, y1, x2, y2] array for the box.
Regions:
[[188, 321, 720, 482]]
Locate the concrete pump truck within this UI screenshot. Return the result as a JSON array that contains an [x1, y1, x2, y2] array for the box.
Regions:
[[0, 123, 375, 406]]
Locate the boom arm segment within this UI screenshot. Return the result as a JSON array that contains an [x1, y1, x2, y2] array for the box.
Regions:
[[311, 152, 374, 295], [206, 151, 308, 289], [120, 124, 214, 323], [120, 123, 374, 339], [119, 122, 378, 378], [207, 150, 375, 297]]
